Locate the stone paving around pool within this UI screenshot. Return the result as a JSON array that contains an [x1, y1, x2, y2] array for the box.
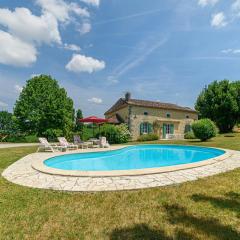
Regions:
[[2, 146, 240, 192]]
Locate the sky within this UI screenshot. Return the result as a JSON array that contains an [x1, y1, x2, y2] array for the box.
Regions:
[[1, 0, 240, 117]]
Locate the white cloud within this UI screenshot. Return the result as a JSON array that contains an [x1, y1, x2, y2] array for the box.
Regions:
[[0, 30, 37, 67], [107, 76, 119, 85], [0, 101, 8, 107], [0, 1, 98, 68], [221, 48, 240, 54], [198, 0, 219, 7], [232, 0, 240, 12], [221, 49, 233, 54], [14, 84, 23, 93], [211, 12, 227, 28], [0, 7, 61, 45], [88, 97, 103, 104], [78, 21, 92, 35], [72, 3, 90, 18], [66, 54, 105, 73], [36, 0, 90, 22], [63, 43, 81, 51], [81, 0, 100, 7], [233, 49, 240, 53]]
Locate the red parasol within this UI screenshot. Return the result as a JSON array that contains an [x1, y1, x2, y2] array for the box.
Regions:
[[78, 116, 108, 136], [79, 116, 108, 123]]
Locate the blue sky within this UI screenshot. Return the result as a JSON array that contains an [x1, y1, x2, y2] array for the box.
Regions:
[[1, 0, 240, 116]]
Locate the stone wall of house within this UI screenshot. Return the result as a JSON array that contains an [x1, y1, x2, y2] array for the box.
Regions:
[[130, 106, 197, 140], [105, 105, 198, 140]]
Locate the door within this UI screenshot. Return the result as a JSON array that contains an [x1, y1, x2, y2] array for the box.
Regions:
[[162, 123, 174, 139]]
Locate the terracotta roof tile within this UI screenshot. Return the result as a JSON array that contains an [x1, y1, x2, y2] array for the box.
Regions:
[[105, 98, 197, 115]]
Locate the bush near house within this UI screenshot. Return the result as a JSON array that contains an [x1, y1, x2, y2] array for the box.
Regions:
[[192, 119, 217, 141], [184, 131, 196, 139], [137, 133, 159, 142], [97, 123, 130, 144]]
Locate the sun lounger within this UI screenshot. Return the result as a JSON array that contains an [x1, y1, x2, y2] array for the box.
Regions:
[[88, 138, 100, 148], [38, 138, 61, 152], [58, 137, 78, 150], [73, 135, 89, 149], [99, 137, 110, 148]]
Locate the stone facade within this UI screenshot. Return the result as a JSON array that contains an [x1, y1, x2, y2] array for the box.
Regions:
[[105, 100, 198, 140]]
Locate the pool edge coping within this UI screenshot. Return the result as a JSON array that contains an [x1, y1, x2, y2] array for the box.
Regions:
[[31, 145, 232, 177]]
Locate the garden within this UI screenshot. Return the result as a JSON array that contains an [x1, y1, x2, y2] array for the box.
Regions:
[[0, 133, 240, 239], [0, 77, 240, 239]]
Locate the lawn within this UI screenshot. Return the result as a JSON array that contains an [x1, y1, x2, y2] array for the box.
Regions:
[[0, 134, 240, 240]]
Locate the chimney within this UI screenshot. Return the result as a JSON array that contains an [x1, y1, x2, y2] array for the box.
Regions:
[[125, 92, 131, 101]]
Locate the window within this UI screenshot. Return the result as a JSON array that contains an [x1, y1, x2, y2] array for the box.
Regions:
[[166, 113, 171, 118], [184, 124, 191, 133], [140, 122, 153, 135], [186, 115, 189, 119], [166, 124, 171, 134], [142, 122, 148, 134], [144, 112, 148, 116]]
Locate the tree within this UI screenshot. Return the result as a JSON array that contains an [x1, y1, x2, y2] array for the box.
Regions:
[[14, 75, 74, 138], [0, 111, 13, 132], [233, 81, 240, 123], [0, 111, 14, 141], [75, 109, 83, 131], [195, 80, 239, 133]]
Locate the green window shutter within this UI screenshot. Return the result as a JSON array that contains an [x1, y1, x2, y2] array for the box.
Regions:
[[148, 123, 153, 133], [163, 124, 166, 138], [170, 124, 174, 134], [140, 123, 144, 135], [184, 124, 191, 133]]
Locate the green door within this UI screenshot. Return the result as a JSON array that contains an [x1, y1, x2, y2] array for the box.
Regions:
[[162, 124, 167, 139]]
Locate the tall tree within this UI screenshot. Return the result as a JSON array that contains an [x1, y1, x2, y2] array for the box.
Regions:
[[233, 81, 240, 123], [195, 80, 239, 133], [0, 111, 14, 141], [14, 75, 74, 137], [0, 111, 14, 132], [75, 108, 83, 131]]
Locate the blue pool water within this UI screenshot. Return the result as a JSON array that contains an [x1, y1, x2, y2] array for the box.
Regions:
[[44, 145, 225, 171]]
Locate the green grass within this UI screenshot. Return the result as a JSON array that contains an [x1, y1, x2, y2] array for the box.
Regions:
[[130, 132, 240, 151], [0, 134, 240, 239]]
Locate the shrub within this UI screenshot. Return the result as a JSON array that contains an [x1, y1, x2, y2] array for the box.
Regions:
[[115, 124, 131, 143], [184, 131, 196, 139], [97, 123, 130, 144], [192, 119, 217, 141], [137, 133, 159, 142]]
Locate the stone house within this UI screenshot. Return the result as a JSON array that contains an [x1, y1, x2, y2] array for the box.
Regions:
[[104, 93, 198, 140]]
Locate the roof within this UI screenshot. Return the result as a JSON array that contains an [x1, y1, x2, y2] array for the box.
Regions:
[[104, 98, 197, 115]]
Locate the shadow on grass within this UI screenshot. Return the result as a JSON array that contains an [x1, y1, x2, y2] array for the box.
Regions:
[[109, 224, 171, 240], [109, 223, 199, 240], [191, 191, 240, 217], [164, 203, 240, 240]]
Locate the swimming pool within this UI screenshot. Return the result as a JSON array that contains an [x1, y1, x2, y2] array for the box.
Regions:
[[44, 145, 225, 172]]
